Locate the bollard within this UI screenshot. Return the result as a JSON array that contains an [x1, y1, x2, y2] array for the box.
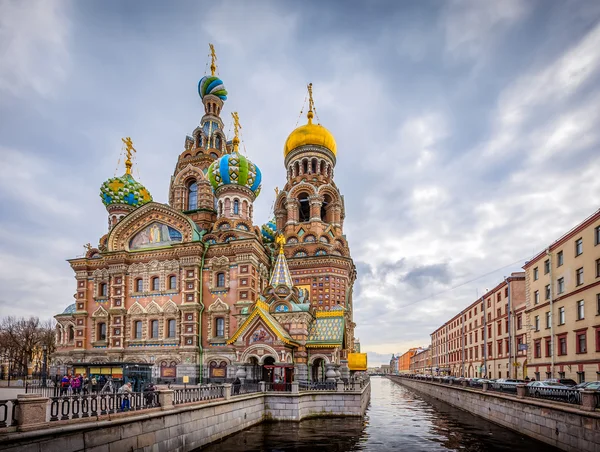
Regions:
[[482, 382, 489, 392], [336, 381, 345, 392], [516, 384, 527, 399], [461, 380, 468, 388], [16, 394, 49, 432], [291, 382, 299, 394], [158, 389, 175, 410], [259, 381, 266, 392]]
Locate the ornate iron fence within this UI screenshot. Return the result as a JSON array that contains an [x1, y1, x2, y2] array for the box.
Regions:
[[172, 385, 224, 405], [49, 392, 159, 421], [264, 382, 292, 392], [488, 383, 519, 394], [525, 386, 580, 405], [234, 382, 260, 395], [298, 381, 336, 391], [0, 399, 18, 429]]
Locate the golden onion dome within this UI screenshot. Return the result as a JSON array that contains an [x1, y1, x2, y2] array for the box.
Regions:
[[284, 110, 337, 157]]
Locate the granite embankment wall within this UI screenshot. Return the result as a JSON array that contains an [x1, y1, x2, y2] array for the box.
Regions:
[[0, 384, 370, 452], [389, 376, 599, 452]]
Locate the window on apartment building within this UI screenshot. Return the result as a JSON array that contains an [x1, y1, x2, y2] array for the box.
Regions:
[[488, 313, 491, 322], [517, 315, 522, 330], [488, 324, 492, 338], [558, 336, 567, 355], [487, 299, 491, 308], [575, 238, 583, 256], [558, 371, 565, 379], [505, 339, 509, 354], [558, 307, 565, 325], [544, 259, 550, 274], [596, 259, 600, 278], [535, 315, 540, 331], [505, 319, 509, 333], [557, 278, 565, 294], [497, 293, 501, 302], [534, 290, 540, 305], [488, 343, 492, 358], [577, 372, 585, 384], [505, 287, 509, 297], [577, 332, 587, 354], [497, 322, 501, 335], [546, 311, 551, 328], [597, 293, 600, 315], [497, 341, 502, 356], [469, 333, 472, 344], [545, 339, 552, 357], [475, 330, 478, 342], [475, 347, 478, 359], [534, 340, 541, 358], [533, 267, 539, 281], [595, 226, 600, 246], [577, 300, 585, 320], [557, 251, 564, 267], [596, 328, 600, 352], [497, 308, 501, 318], [576, 268, 584, 286], [545, 285, 551, 300]]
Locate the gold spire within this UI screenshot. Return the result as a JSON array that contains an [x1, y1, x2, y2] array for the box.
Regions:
[[121, 137, 136, 175], [307, 82, 314, 124], [209, 43, 217, 76], [231, 111, 241, 152], [275, 233, 286, 254]]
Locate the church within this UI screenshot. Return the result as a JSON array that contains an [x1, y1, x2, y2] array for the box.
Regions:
[[53, 45, 359, 384]]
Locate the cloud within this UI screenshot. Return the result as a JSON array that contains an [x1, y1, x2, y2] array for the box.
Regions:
[[0, 0, 71, 99]]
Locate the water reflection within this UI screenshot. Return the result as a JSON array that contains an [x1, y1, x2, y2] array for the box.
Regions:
[[198, 377, 559, 451]]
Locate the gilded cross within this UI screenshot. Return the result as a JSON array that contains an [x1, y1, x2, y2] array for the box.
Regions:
[[121, 137, 136, 175], [209, 43, 217, 76]]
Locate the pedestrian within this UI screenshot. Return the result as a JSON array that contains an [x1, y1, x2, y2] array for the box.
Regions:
[[60, 375, 70, 396], [118, 382, 133, 411], [143, 383, 156, 406], [91, 375, 98, 393], [233, 377, 241, 395], [71, 374, 81, 394]]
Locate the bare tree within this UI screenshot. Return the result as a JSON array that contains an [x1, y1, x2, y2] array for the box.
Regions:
[[0, 316, 56, 377]]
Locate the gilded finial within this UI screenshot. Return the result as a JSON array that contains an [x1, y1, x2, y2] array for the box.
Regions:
[[275, 233, 286, 254], [307, 83, 314, 124], [274, 186, 279, 196], [121, 137, 136, 175], [84, 243, 92, 252], [231, 111, 241, 152], [209, 43, 217, 76]]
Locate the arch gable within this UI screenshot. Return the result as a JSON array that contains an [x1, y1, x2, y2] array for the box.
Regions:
[[208, 298, 229, 313], [108, 202, 198, 252], [288, 183, 317, 200], [163, 300, 178, 314], [309, 353, 330, 364], [146, 300, 162, 314], [173, 163, 206, 186], [91, 306, 108, 318], [128, 301, 146, 315]]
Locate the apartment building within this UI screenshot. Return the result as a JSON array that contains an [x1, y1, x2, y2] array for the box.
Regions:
[[430, 273, 526, 379], [410, 347, 432, 374], [524, 210, 600, 383], [398, 348, 419, 374]]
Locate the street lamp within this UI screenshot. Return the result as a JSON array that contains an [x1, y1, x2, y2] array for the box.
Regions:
[[42, 345, 48, 388]]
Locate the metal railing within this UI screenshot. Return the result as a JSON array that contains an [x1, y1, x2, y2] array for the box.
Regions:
[[264, 382, 292, 392], [25, 382, 61, 398], [173, 385, 224, 405], [234, 382, 260, 395], [488, 383, 518, 394], [526, 386, 581, 405], [298, 380, 336, 391], [49, 392, 159, 421], [0, 399, 18, 429]]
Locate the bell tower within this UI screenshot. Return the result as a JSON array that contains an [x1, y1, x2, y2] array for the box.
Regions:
[[169, 43, 229, 230]]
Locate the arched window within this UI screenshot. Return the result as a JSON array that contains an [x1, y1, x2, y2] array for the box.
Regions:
[[150, 320, 159, 338], [215, 135, 222, 150], [210, 152, 218, 159], [68, 326, 75, 342], [197, 135, 203, 148], [233, 199, 239, 215], [216, 318, 225, 337], [321, 194, 332, 222], [168, 275, 176, 290], [99, 283, 108, 297], [216, 272, 225, 287], [152, 277, 159, 291], [135, 321, 143, 339], [135, 278, 143, 293], [188, 181, 198, 210], [98, 322, 107, 341], [302, 159, 308, 174], [311, 159, 317, 174], [298, 192, 310, 222], [167, 319, 176, 338]]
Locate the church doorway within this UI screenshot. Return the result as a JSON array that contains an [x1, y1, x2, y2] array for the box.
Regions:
[[312, 358, 326, 382], [262, 356, 294, 389]]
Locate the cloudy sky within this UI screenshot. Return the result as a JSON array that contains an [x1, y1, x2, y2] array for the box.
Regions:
[[2, 0, 600, 365]]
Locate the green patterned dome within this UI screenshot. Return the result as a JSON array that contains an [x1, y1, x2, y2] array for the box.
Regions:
[[100, 173, 152, 207], [207, 152, 262, 196]]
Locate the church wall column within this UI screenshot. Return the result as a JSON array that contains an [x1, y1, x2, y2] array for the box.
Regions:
[[309, 195, 323, 221], [286, 199, 299, 225]]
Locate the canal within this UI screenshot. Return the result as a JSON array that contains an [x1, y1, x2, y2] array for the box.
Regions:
[[199, 376, 560, 451]]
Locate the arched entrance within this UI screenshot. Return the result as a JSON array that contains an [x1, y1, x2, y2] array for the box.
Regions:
[[312, 358, 326, 382], [262, 356, 294, 388]]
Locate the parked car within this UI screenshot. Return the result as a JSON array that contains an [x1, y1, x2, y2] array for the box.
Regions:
[[492, 378, 525, 389], [574, 381, 600, 391], [527, 381, 579, 403], [544, 378, 578, 387]]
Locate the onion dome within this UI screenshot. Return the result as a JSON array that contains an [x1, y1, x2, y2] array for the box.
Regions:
[[62, 303, 76, 315], [100, 173, 152, 207], [261, 218, 277, 243], [207, 152, 262, 196], [198, 76, 227, 101], [284, 83, 336, 157]]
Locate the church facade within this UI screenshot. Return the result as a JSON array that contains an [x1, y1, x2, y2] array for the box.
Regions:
[[53, 47, 357, 384]]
